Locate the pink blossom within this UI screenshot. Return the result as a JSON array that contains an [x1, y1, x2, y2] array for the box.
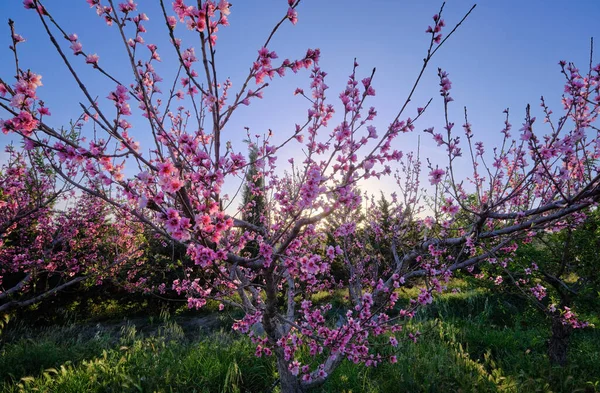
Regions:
[[417, 288, 433, 305], [287, 7, 298, 25], [70, 41, 83, 55], [218, 0, 231, 16], [85, 53, 99, 66], [118, 0, 136, 13], [12, 33, 26, 44], [530, 284, 546, 300], [428, 168, 445, 185], [167, 15, 177, 29], [289, 360, 301, 376], [438, 69, 453, 102], [6, 111, 39, 136], [326, 246, 336, 260], [38, 107, 51, 116]]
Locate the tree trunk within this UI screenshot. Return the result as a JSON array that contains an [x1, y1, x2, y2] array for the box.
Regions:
[[263, 272, 303, 392], [548, 315, 571, 366]]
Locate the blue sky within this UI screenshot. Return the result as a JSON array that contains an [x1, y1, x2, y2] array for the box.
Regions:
[[1, 0, 599, 199]]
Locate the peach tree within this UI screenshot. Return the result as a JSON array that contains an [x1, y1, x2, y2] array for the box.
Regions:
[[1, 1, 599, 391], [0, 145, 143, 313]]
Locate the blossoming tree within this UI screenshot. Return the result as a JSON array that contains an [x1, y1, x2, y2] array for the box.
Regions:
[[0, 146, 143, 313], [1, 0, 599, 391], [476, 209, 600, 366]]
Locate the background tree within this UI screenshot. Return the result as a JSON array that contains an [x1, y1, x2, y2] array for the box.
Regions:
[[240, 142, 266, 258], [0, 146, 144, 313], [477, 210, 600, 366]]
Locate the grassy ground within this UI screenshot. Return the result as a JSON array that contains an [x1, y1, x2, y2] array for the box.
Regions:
[[1, 280, 599, 392]]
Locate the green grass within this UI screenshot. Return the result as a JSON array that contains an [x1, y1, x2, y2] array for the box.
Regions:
[[4, 319, 598, 393], [1, 279, 599, 392], [317, 317, 600, 393], [1, 322, 276, 393], [0, 323, 115, 383]]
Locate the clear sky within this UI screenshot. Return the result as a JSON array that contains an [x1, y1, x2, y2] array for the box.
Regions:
[[1, 0, 599, 199]]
